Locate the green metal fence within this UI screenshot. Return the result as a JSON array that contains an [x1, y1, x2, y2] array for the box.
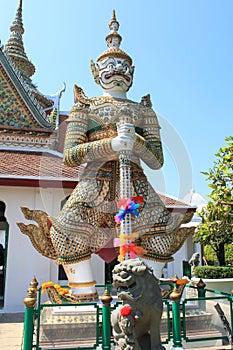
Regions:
[[22, 279, 233, 350]]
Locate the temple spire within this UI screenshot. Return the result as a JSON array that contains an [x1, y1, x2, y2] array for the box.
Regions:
[[4, 0, 35, 78]]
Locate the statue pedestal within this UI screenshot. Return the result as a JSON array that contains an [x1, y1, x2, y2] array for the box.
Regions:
[[40, 304, 99, 348]]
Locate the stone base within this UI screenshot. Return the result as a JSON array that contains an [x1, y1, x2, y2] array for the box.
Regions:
[[39, 304, 99, 348]]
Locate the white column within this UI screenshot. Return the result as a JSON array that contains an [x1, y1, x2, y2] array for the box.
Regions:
[[63, 259, 97, 296]]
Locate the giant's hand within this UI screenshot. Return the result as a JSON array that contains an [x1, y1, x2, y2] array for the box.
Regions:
[[111, 123, 136, 152]]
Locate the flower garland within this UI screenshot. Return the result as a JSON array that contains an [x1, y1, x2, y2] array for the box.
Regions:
[[41, 281, 53, 291], [41, 281, 69, 296]]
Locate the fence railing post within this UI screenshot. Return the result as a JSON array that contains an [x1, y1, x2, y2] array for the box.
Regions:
[[100, 288, 113, 350], [170, 287, 184, 350], [197, 278, 206, 311], [23, 276, 38, 350]]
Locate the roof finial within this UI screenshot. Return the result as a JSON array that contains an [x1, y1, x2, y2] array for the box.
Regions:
[[4, 0, 35, 77], [10, 0, 24, 35]]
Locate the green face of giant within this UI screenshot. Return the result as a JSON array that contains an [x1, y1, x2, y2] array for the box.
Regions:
[[97, 57, 134, 93]]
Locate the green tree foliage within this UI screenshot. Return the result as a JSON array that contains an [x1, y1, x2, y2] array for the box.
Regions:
[[194, 136, 233, 266], [204, 244, 233, 265]]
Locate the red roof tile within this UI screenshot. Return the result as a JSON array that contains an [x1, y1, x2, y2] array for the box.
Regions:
[[0, 150, 81, 181], [158, 192, 192, 208]]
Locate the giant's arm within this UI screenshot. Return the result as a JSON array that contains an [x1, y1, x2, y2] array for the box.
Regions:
[[133, 109, 163, 170], [63, 109, 115, 167]]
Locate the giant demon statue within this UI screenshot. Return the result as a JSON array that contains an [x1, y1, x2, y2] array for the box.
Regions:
[[18, 11, 194, 299]]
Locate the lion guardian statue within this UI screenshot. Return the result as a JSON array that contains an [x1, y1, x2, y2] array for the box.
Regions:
[[111, 259, 165, 350]]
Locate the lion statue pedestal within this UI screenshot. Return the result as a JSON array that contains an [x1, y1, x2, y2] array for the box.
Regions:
[[111, 258, 165, 350]]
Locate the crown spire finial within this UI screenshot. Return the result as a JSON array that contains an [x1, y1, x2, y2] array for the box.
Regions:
[[106, 10, 121, 49], [96, 11, 132, 65], [108, 10, 119, 32], [111, 9, 116, 21], [4, 0, 35, 77]]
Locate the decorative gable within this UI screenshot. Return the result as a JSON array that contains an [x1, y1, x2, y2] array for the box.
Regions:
[[0, 48, 58, 149], [0, 67, 39, 130], [0, 49, 53, 132]]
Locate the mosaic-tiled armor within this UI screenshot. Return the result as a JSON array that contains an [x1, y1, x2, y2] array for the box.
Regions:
[[49, 93, 190, 265]]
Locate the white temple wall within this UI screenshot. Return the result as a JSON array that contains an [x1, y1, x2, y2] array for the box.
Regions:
[[166, 234, 198, 279], [91, 254, 105, 285], [0, 185, 71, 313], [167, 243, 187, 279]]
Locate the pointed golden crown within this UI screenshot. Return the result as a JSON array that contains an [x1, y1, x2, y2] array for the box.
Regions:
[[97, 10, 132, 65]]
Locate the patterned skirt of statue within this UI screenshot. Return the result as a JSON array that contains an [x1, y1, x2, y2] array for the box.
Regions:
[[49, 159, 191, 264]]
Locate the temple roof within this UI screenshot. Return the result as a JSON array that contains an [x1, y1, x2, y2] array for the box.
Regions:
[[158, 192, 195, 209], [4, 0, 35, 78], [3, 0, 54, 110], [0, 148, 81, 188], [0, 49, 53, 132], [0, 0, 57, 146]]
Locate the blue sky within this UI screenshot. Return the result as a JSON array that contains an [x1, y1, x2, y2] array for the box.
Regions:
[[1, 0, 232, 202]]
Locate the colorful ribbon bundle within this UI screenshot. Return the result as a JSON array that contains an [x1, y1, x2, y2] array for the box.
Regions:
[[114, 196, 146, 261], [118, 243, 147, 261], [114, 232, 139, 246], [114, 196, 144, 224], [114, 232, 147, 262]]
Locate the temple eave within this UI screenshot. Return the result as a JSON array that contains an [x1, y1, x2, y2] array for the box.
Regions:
[[0, 125, 53, 134], [0, 177, 78, 189]]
